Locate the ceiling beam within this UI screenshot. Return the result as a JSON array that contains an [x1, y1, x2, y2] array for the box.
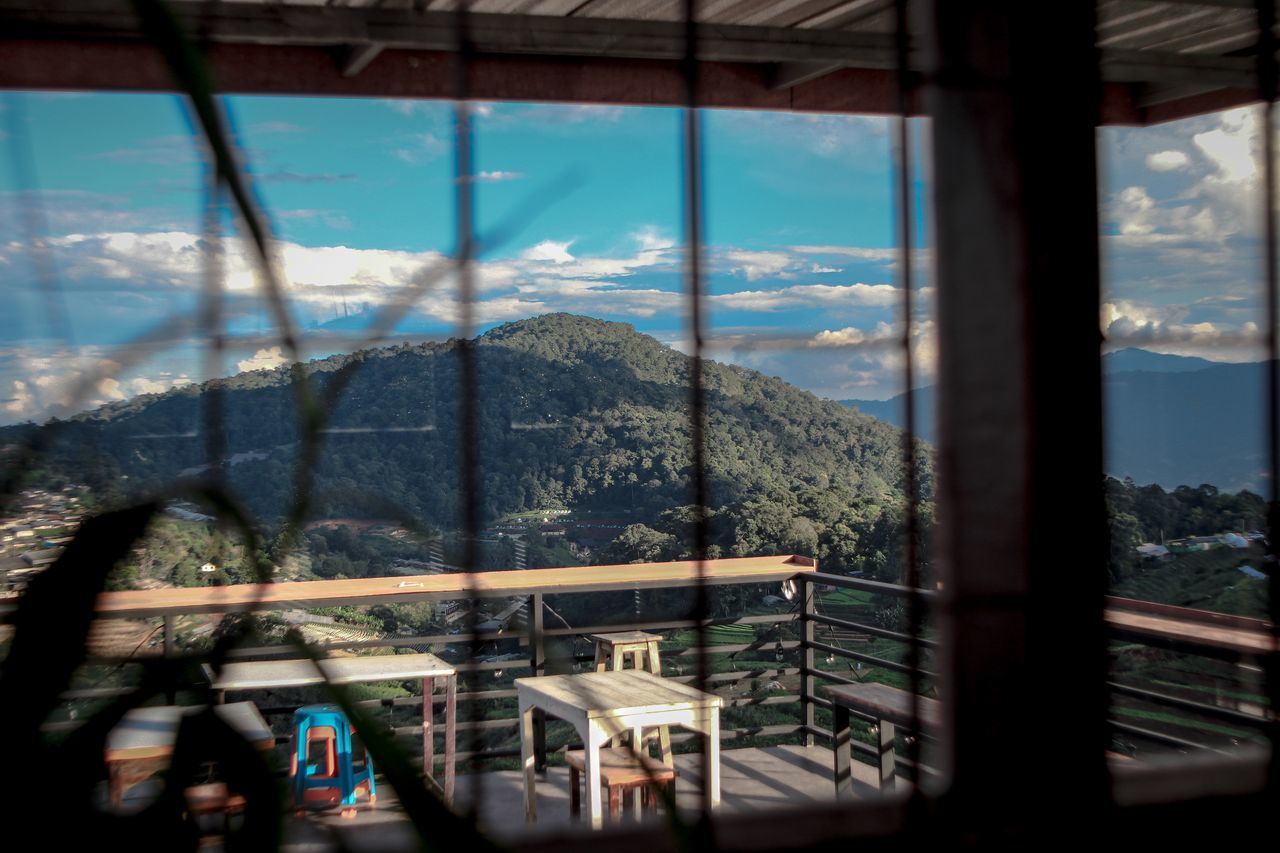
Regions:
[[0, 1, 1261, 125], [0, 1, 901, 66], [338, 42, 384, 78], [768, 61, 846, 91]]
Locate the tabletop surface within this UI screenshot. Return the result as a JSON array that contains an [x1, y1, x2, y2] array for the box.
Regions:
[[826, 682, 941, 729], [587, 630, 663, 644], [516, 669, 722, 718], [212, 652, 455, 690], [105, 701, 274, 760]]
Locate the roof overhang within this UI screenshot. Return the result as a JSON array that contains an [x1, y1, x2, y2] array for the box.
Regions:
[[0, 1, 1274, 125]]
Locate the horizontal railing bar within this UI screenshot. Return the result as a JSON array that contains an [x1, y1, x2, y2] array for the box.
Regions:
[[724, 695, 799, 708], [61, 686, 137, 700], [85, 558, 817, 620], [542, 613, 797, 638], [1108, 627, 1254, 664], [809, 668, 864, 687], [808, 639, 934, 678], [1109, 720, 1233, 755], [1109, 681, 1271, 728], [672, 640, 801, 657], [806, 612, 938, 648], [805, 573, 936, 602]]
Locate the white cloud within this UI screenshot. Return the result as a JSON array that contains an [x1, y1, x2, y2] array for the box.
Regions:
[[810, 322, 897, 348], [1145, 150, 1189, 172], [236, 346, 287, 373], [249, 121, 309, 135], [791, 245, 898, 261], [393, 132, 447, 165], [521, 240, 576, 264], [131, 375, 189, 396], [1101, 298, 1264, 361], [713, 283, 898, 312], [1193, 109, 1257, 183], [1, 379, 32, 415], [725, 250, 798, 281], [1107, 106, 1264, 248], [97, 377, 126, 401], [632, 227, 674, 252]]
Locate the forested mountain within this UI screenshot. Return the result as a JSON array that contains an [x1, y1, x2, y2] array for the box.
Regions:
[[7, 314, 926, 531], [843, 349, 1268, 492]]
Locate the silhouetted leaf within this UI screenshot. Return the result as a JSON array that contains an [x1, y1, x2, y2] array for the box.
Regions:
[[0, 502, 157, 738]]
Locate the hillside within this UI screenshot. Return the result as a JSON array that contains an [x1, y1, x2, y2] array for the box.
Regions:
[[843, 350, 1267, 492], [11, 314, 925, 527]]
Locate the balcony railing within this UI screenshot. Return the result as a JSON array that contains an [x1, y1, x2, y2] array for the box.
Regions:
[[12, 554, 1267, 783]]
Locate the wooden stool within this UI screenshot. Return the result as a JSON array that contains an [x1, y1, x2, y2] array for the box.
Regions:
[[184, 782, 246, 842], [589, 632, 672, 764], [590, 631, 663, 674], [566, 748, 676, 823]]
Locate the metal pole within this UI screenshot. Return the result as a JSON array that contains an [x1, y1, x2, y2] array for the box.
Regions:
[[1253, 0, 1280, 794], [800, 577, 816, 747]]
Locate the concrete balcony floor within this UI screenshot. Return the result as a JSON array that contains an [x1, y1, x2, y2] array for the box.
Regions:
[[280, 745, 889, 850]]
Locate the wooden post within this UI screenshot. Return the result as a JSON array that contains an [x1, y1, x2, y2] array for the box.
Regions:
[[877, 721, 897, 792], [444, 673, 456, 803], [832, 703, 852, 800], [924, 0, 1109, 838], [422, 676, 434, 788]]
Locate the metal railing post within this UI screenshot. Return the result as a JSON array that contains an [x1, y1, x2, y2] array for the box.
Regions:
[[529, 591, 547, 771], [800, 576, 816, 747], [163, 614, 176, 703]]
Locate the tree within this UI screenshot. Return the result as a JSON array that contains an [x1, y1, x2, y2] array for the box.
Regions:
[[598, 524, 679, 565]]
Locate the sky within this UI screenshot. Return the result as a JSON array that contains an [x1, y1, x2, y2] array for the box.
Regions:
[[0, 91, 1270, 425]]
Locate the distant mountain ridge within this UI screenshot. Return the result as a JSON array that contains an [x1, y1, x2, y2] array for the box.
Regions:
[[10, 314, 926, 524], [841, 348, 1267, 492]]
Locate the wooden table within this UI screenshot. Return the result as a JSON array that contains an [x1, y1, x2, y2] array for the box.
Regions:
[[105, 702, 274, 807], [827, 682, 940, 796], [516, 669, 722, 829], [211, 653, 457, 802]]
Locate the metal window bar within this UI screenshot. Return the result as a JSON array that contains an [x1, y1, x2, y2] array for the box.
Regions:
[[1254, 0, 1280, 793], [451, 0, 485, 825], [681, 0, 715, 821], [893, 0, 927, 799]]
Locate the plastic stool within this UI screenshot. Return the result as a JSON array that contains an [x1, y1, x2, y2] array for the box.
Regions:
[[290, 704, 376, 818]]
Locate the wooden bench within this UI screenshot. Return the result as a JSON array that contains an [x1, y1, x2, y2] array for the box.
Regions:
[[827, 682, 940, 796], [565, 747, 676, 822]]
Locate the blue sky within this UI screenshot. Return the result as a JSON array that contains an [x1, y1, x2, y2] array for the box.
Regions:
[[0, 92, 1269, 424]]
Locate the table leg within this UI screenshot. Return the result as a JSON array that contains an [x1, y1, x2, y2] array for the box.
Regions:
[[832, 704, 852, 800], [533, 708, 547, 774], [877, 720, 897, 792], [520, 702, 537, 823], [108, 761, 122, 809], [444, 674, 457, 804], [631, 725, 644, 821], [422, 677, 434, 790], [705, 711, 720, 813], [585, 725, 606, 830]]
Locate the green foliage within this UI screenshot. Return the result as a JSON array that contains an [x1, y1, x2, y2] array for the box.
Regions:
[[12, 315, 926, 533]]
